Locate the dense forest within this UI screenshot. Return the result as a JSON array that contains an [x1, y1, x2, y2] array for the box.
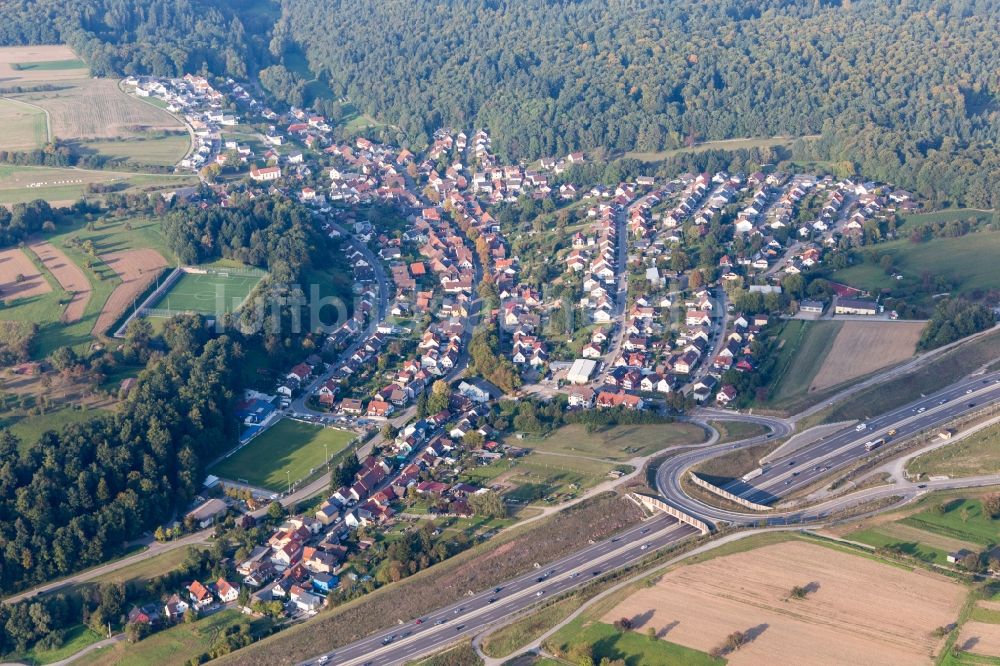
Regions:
[[3, 1, 1000, 207], [0, 331, 241, 594], [276, 0, 1000, 208], [0, 0, 273, 79], [161, 196, 324, 283]]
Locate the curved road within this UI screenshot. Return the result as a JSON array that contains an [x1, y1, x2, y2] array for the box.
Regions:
[[296, 368, 1000, 665]]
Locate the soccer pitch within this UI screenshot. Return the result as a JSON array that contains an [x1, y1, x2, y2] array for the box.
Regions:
[[210, 419, 355, 491], [148, 270, 261, 316]]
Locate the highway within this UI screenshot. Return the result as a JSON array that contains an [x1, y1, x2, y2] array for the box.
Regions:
[[298, 515, 699, 666], [294, 367, 1000, 665], [656, 371, 1000, 526]]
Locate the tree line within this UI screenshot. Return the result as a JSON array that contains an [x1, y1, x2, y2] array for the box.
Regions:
[[0, 333, 242, 594]]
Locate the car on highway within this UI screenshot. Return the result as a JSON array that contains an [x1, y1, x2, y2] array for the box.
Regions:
[[455, 624, 465, 631], [640, 527, 650, 534], [967, 388, 974, 393], [454, 607, 463, 614], [318, 656, 330, 665], [494, 586, 503, 593], [788, 461, 795, 466], [488, 597, 497, 604], [917, 407, 926, 413], [536, 590, 544, 596], [969, 402, 976, 407], [856, 423, 867, 431], [592, 569, 602, 576], [641, 544, 649, 550], [414, 618, 423, 625], [918, 484, 927, 488], [382, 635, 394, 645], [435, 619, 447, 626]]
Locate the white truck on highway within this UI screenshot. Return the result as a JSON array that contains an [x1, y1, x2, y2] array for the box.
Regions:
[[864, 438, 885, 452], [741, 467, 765, 482]]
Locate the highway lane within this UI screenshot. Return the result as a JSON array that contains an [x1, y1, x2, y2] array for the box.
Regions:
[[743, 371, 1000, 503], [298, 515, 699, 666], [657, 371, 1000, 525]]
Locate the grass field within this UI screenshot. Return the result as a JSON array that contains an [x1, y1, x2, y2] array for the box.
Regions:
[[13, 58, 86, 71], [148, 270, 262, 316], [75, 610, 271, 666], [0, 164, 197, 206], [0, 97, 47, 150], [518, 422, 707, 461], [1, 404, 101, 451], [210, 419, 355, 491], [899, 208, 994, 229], [831, 228, 1000, 296], [907, 423, 1000, 478], [765, 319, 842, 405], [624, 134, 815, 162], [710, 420, 769, 443], [847, 527, 958, 565], [0, 45, 89, 85], [547, 618, 723, 666], [5, 623, 104, 665], [901, 498, 1000, 546], [75, 132, 190, 167], [463, 451, 624, 504]]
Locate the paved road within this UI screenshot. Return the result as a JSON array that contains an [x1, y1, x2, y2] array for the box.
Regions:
[[656, 371, 1000, 526], [297, 515, 698, 666], [292, 220, 390, 416], [4, 529, 212, 604]]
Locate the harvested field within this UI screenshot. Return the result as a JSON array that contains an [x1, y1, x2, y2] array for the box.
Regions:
[[0, 248, 50, 303], [95, 249, 169, 335], [28, 241, 90, 322], [0, 97, 47, 150], [602, 540, 965, 665], [957, 621, 1000, 656], [810, 321, 925, 391], [13, 78, 183, 141], [0, 45, 88, 85]]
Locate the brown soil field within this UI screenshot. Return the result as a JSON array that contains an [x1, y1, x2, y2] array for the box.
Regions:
[[0, 248, 51, 303], [979, 600, 1000, 612], [810, 321, 925, 391], [0, 45, 87, 85], [95, 249, 169, 334], [957, 621, 1000, 656], [603, 540, 964, 666], [13, 78, 183, 140], [28, 241, 91, 322]]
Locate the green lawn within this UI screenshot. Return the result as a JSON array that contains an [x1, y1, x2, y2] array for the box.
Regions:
[[1, 404, 103, 451], [472, 452, 624, 504], [6, 623, 104, 665], [902, 498, 1000, 547], [832, 228, 1000, 296], [0, 164, 197, 205], [75, 610, 270, 666], [0, 97, 47, 150], [907, 423, 1000, 479], [709, 420, 769, 444], [898, 208, 994, 229], [764, 320, 842, 405], [149, 270, 261, 316], [847, 528, 950, 565], [210, 419, 355, 491], [76, 133, 190, 167], [518, 422, 707, 461], [547, 619, 724, 666], [625, 134, 810, 162], [14, 58, 87, 71]]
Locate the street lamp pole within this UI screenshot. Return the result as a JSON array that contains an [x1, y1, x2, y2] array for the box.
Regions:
[[325, 443, 329, 469], [286, 470, 291, 495]]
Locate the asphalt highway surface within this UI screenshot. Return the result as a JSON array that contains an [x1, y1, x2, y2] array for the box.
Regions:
[[300, 370, 1000, 664], [299, 515, 699, 666]]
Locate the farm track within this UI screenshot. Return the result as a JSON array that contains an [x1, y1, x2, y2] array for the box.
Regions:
[[28, 241, 90, 322]]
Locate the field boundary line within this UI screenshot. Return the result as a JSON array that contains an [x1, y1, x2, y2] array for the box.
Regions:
[[0, 95, 50, 142], [112, 265, 183, 337]]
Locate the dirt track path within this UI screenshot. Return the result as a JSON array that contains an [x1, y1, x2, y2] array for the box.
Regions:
[[94, 248, 168, 335], [27, 241, 90, 322]]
